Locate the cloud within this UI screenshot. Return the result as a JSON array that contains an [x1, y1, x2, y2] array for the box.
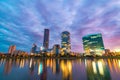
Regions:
[[0, 0, 120, 52]]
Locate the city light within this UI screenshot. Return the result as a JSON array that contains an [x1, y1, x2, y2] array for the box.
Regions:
[[38, 63, 43, 75], [1, 0, 120, 80], [114, 49, 120, 52], [98, 60, 104, 75], [92, 61, 97, 74]]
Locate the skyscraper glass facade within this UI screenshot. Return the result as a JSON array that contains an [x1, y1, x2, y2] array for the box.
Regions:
[[61, 31, 71, 53], [82, 33, 105, 56]]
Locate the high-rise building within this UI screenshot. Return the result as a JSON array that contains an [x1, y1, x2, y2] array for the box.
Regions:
[[82, 33, 105, 56], [61, 31, 71, 53], [8, 45, 16, 54], [43, 29, 49, 50], [31, 43, 37, 53], [53, 44, 60, 55]]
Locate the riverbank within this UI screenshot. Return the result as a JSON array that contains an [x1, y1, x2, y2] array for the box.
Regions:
[[1, 55, 120, 59]]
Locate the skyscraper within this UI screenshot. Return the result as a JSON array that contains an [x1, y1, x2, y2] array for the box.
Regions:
[[61, 31, 71, 53], [43, 29, 49, 50], [8, 45, 16, 54], [82, 33, 105, 56]]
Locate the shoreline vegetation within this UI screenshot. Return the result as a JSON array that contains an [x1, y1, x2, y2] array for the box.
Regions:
[[1, 55, 120, 59], [1, 52, 120, 59]]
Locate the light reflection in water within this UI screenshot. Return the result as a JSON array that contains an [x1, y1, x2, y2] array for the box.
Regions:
[[0, 58, 120, 80], [92, 61, 97, 74], [29, 59, 32, 68], [60, 60, 72, 80], [38, 63, 43, 75], [19, 59, 25, 68], [85, 59, 111, 80], [118, 60, 120, 68], [98, 60, 104, 75]]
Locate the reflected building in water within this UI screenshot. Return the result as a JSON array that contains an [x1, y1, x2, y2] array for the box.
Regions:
[[85, 59, 111, 80], [51, 59, 60, 74], [3, 58, 26, 75], [38, 62, 43, 75], [29, 59, 47, 80], [39, 60, 47, 80], [44, 59, 72, 80], [29, 59, 35, 75], [60, 60, 72, 80], [55, 59, 60, 74], [4, 59, 12, 74], [107, 59, 120, 76], [19, 59, 25, 68], [46, 59, 60, 74], [2, 58, 120, 80]]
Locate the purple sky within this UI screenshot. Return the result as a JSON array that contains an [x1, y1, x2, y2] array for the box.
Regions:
[[0, 0, 120, 52]]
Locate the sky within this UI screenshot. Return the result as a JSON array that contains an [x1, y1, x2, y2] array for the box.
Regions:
[[0, 0, 120, 53]]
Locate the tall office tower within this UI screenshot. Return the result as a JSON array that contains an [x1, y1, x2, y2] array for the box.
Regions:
[[43, 29, 49, 50], [31, 43, 37, 53], [82, 33, 105, 56], [8, 45, 16, 54], [61, 31, 71, 53]]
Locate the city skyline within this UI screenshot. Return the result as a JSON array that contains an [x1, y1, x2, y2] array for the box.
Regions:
[[0, 0, 120, 52]]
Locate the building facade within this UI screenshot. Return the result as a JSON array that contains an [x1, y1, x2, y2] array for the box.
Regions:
[[61, 31, 71, 54], [82, 33, 105, 56], [31, 43, 37, 53], [8, 45, 16, 54], [43, 29, 49, 50], [53, 44, 60, 55]]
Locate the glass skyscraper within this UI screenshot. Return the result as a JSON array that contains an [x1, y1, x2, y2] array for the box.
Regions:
[[43, 29, 49, 50], [82, 33, 105, 56], [61, 31, 71, 53]]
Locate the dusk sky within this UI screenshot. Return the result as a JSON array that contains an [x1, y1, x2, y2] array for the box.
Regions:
[[0, 0, 120, 53]]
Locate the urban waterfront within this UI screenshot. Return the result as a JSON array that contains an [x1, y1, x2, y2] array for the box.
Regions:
[[1, 0, 120, 80], [0, 58, 120, 80]]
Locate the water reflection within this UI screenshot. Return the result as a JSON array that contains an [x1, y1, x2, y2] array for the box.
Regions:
[[4, 59, 12, 74], [0, 58, 120, 80], [60, 60, 72, 80], [29, 59, 34, 75], [85, 59, 111, 80]]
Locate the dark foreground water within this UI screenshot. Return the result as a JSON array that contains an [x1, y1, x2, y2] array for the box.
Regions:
[[0, 58, 120, 80]]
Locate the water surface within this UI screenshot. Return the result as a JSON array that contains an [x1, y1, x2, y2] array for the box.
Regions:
[[0, 58, 120, 80]]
